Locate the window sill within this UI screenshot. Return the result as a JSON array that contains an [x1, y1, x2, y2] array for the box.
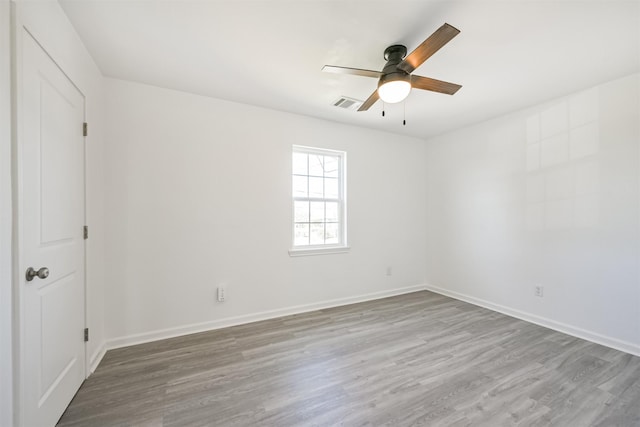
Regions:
[[288, 246, 351, 257]]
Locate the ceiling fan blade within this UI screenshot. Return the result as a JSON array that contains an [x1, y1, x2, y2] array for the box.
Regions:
[[411, 75, 462, 95], [358, 90, 379, 111], [322, 65, 382, 79], [398, 23, 460, 74]]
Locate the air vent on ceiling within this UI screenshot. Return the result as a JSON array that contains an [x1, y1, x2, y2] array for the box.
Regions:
[[333, 96, 362, 111]]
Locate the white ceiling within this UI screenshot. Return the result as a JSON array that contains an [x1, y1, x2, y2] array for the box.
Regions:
[[59, 0, 639, 140]]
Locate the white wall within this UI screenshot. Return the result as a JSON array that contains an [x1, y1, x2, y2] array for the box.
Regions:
[[424, 73, 640, 355], [1, 2, 14, 425], [103, 78, 427, 345], [9, 3, 107, 424]]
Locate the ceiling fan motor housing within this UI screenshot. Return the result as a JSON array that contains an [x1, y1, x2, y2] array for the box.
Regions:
[[378, 44, 411, 88]]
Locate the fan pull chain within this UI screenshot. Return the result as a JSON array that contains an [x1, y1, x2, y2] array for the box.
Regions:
[[382, 102, 385, 117], [403, 102, 406, 126]]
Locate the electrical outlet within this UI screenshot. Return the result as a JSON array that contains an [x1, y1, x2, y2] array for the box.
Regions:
[[386, 267, 392, 276], [217, 286, 225, 302], [534, 285, 544, 297]]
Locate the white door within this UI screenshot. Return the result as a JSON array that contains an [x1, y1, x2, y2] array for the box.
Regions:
[[18, 30, 86, 427]]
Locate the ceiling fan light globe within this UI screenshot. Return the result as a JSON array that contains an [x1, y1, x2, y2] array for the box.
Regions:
[[378, 80, 411, 103]]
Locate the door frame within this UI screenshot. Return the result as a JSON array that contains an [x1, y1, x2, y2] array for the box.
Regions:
[[0, 1, 14, 427], [11, 7, 89, 426]]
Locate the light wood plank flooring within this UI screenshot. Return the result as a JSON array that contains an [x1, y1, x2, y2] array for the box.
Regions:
[[58, 291, 640, 426]]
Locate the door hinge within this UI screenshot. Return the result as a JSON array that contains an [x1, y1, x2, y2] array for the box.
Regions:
[[83, 122, 88, 137], [84, 328, 89, 342], [83, 225, 88, 240]]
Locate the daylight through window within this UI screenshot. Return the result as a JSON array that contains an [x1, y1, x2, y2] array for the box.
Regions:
[[292, 146, 346, 249]]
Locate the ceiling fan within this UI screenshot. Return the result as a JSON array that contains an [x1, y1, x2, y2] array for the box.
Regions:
[[323, 23, 462, 111]]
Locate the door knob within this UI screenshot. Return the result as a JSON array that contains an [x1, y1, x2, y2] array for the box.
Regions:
[[26, 267, 49, 282]]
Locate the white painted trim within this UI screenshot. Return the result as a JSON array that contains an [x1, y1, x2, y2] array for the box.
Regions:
[[289, 246, 350, 257], [88, 342, 106, 374], [105, 284, 428, 350], [291, 145, 347, 251], [100, 282, 639, 367], [424, 284, 640, 357]]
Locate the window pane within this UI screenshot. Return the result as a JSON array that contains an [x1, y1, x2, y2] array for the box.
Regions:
[[325, 177, 338, 199], [309, 154, 324, 177], [310, 201, 324, 222], [309, 176, 323, 198], [292, 152, 308, 175], [324, 156, 339, 177], [325, 202, 338, 222], [292, 147, 345, 249], [294, 223, 309, 246], [294, 201, 309, 222], [292, 175, 308, 197], [325, 223, 339, 244], [310, 223, 324, 245]]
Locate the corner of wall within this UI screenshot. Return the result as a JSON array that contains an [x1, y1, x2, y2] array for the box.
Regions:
[[422, 74, 640, 355]]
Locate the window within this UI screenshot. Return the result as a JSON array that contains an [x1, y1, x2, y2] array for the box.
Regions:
[[290, 146, 347, 255]]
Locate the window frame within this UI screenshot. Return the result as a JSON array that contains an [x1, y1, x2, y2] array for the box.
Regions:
[[289, 145, 349, 256]]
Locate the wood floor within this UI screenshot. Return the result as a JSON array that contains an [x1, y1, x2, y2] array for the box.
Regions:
[[58, 291, 640, 426]]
